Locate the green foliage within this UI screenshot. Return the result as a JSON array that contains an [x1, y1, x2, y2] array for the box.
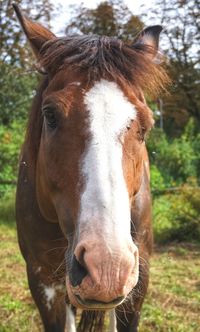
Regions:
[[0, 122, 24, 197], [149, 118, 200, 243], [150, 165, 166, 190], [148, 120, 199, 187], [169, 183, 200, 242], [153, 181, 200, 243], [184, 118, 200, 180], [0, 62, 38, 125], [153, 195, 172, 238]]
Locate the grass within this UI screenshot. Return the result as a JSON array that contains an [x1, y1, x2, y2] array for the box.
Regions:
[[0, 197, 42, 332], [140, 244, 200, 332], [0, 198, 200, 331]]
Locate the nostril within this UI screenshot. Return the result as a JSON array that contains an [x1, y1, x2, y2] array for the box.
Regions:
[[75, 243, 86, 266], [69, 254, 88, 287]]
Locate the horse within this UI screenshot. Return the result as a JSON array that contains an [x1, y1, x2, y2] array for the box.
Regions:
[[13, 4, 168, 332]]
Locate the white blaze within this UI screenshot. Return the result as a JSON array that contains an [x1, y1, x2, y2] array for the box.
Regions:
[[80, 79, 137, 236]]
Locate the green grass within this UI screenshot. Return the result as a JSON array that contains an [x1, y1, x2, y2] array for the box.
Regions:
[[0, 196, 42, 332], [0, 198, 199, 331], [140, 244, 200, 332]]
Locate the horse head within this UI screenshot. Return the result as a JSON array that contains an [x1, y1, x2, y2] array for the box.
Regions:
[[14, 4, 168, 311]]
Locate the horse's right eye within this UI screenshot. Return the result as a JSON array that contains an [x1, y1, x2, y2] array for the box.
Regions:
[[43, 107, 57, 129]]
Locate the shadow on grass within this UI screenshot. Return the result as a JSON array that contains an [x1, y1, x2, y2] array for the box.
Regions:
[[0, 193, 16, 227]]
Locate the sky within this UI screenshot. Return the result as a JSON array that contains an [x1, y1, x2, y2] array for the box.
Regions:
[[52, 0, 154, 35]]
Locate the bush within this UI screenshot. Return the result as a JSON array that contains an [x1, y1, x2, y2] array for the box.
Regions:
[[153, 180, 200, 243], [150, 164, 167, 191], [148, 124, 198, 188], [0, 121, 25, 197], [149, 119, 200, 243]]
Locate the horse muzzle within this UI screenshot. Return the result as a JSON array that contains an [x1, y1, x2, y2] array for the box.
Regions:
[[66, 237, 139, 309]]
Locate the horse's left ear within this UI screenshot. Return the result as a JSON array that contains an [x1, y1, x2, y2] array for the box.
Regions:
[[13, 4, 56, 59], [132, 25, 163, 61]]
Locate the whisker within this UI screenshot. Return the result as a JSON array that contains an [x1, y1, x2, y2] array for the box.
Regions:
[[45, 246, 68, 254], [115, 310, 127, 327]]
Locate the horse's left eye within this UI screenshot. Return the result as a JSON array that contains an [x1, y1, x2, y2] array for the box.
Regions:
[[43, 107, 57, 129]]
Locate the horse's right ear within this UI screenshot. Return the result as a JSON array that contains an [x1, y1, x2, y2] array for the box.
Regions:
[[13, 4, 56, 59], [132, 25, 163, 62]]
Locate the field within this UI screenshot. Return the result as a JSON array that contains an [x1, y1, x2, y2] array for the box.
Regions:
[[0, 199, 200, 332]]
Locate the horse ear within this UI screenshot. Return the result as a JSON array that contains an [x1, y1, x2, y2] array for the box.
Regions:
[[133, 25, 163, 61], [13, 4, 56, 59]]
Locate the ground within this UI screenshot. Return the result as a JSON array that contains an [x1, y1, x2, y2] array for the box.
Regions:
[[0, 213, 200, 331]]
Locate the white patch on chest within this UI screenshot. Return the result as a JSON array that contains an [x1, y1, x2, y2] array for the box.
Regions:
[[66, 305, 76, 332], [80, 79, 137, 236], [109, 309, 117, 332], [40, 283, 65, 311], [43, 285, 55, 310]]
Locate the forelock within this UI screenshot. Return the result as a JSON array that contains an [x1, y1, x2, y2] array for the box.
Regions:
[[40, 35, 169, 97]]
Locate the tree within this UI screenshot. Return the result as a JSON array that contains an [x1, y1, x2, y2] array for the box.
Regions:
[[145, 0, 200, 135], [0, 0, 54, 125], [0, 0, 55, 195], [0, 0, 54, 67], [65, 0, 144, 41], [0, 62, 38, 125]]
